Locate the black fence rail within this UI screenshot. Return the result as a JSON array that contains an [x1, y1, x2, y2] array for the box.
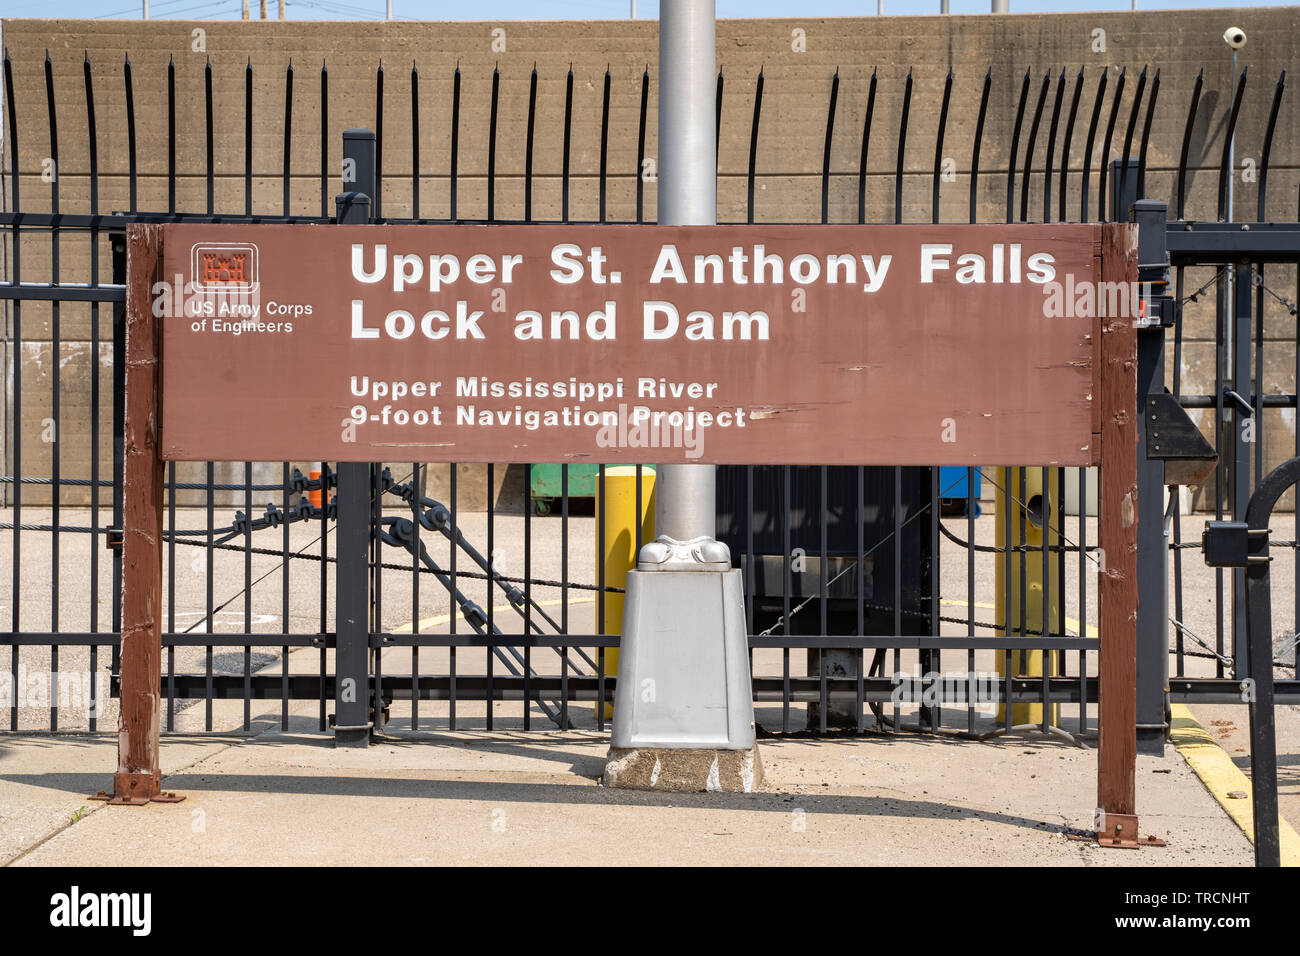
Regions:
[[0, 51, 1297, 743]]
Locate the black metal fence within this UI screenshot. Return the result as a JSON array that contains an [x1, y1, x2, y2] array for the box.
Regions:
[[1, 51, 1298, 744]]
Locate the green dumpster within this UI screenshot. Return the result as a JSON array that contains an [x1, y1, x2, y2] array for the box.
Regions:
[[529, 464, 656, 514]]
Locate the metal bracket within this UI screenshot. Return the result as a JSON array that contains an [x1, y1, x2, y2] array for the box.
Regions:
[[1096, 812, 1167, 848], [1066, 812, 1167, 849], [1146, 392, 1217, 485], [105, 526, 123, 550], [1202, 521, 1270, 568], [89, 789, 185, 805]]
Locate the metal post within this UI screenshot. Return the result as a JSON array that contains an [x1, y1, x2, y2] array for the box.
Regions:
[[654, 0, 717, 545], [1233, 262, 1253, 677], [334, 129, 377, 748], [95, 224, 180, 805], [606, 0, 760, 792], [992, 0, 1009, 12], [111, 233, 126, 661], [1243, 466, 1287, 867], [1129, 190, 1172, 755]]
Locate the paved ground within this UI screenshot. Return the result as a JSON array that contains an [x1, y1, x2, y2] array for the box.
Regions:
[[0, 727, 1254, 866]]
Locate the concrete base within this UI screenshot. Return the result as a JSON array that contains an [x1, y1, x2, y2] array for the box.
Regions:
[[601, 745, 765, 793]]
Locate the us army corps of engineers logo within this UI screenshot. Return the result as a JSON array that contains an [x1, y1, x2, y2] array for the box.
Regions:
[[191, 242, 259, 295]]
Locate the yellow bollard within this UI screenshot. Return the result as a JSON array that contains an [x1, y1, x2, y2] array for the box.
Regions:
[[595, 465, 656, 719], [994, 467, 1061, 727]]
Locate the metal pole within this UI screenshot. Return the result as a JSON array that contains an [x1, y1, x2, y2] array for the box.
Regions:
[[992, 0, 1009, 12], [1130, 193, 1171, 755], [654, 0, 717, 544], [387, 0, 393, 20], [631, 0, 637, 18], [142, 0, 149, 17], [1228, 50, 1236, 223], [334, 129, 378, 748]]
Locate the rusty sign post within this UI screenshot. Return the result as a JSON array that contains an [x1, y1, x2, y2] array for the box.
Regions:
[[105, 218, 1146, 843], [91, 223, 182, 806]]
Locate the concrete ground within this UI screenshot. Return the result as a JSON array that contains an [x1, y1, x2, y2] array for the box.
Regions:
[[0, 501, 1293, 864], [0, 727, 1253, 866]]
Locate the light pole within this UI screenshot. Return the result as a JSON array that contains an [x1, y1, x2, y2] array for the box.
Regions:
[[652, 0, 718, 546], [603, 0, 761, 793]]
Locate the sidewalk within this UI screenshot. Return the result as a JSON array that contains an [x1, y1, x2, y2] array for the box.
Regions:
[[1, 728, 1253, 866]]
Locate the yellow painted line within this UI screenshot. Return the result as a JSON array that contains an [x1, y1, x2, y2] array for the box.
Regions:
[[939, 598, 1098, 639], [391, 596, 594, 634], [1171, 702, 1300, 866]]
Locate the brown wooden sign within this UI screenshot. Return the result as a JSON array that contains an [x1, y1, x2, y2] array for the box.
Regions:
[[117, 222, 1141, 837], [147, 222, 1124, 465]]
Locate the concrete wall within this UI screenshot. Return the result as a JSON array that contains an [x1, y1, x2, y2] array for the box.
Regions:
[[2, 10, 1297, 508]]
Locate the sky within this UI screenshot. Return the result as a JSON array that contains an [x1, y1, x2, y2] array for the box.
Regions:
[[0, 0, 1294, 22]]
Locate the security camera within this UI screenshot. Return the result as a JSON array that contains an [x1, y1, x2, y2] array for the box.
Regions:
[[1223, 27, 1247, 50]]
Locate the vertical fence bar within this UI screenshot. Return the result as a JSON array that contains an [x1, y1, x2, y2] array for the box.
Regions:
[[1079, 69, 1107, 223], [167, 56, 175, 214], [410, 62, 420, 218], [747, 67, 763, 223], [44, 52, 61, 729], [320, 61, 329, 218], [85, 53, 102, 731], [561, 463, 569, 729], [1043, 69, 1065, 224], [1097, 67, 1126, 222], [523, 464, 532, 730], [283, 60, 294, 217], [932, 71, 951, 223], [244, 59, 253, 216], [1006, 69, 1030, 224], [782, 466, 791, 732], [205, 58, 214, 214], [334, 129, 377, 747], [243, 462, 252, 730], [1019, 70, 1049, 223], [636, 66, 649, 223], [450, 64, 460, 220], [894, 70, 911, 224], [204, 464, 213, 730], [820, 70, 838, 225], [1136, 69, 1159, 200], [597, 463, 606, 732], [374, 61, 384, 219], [600, 66, 611, 223], [1059, 68, 1083, 222], [485, 462, 494, 729], [857, 70, 877, 225], [968, 69, 989, 226]]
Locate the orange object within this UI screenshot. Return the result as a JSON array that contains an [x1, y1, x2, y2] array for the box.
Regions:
[[308, 462, 323, 509]]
